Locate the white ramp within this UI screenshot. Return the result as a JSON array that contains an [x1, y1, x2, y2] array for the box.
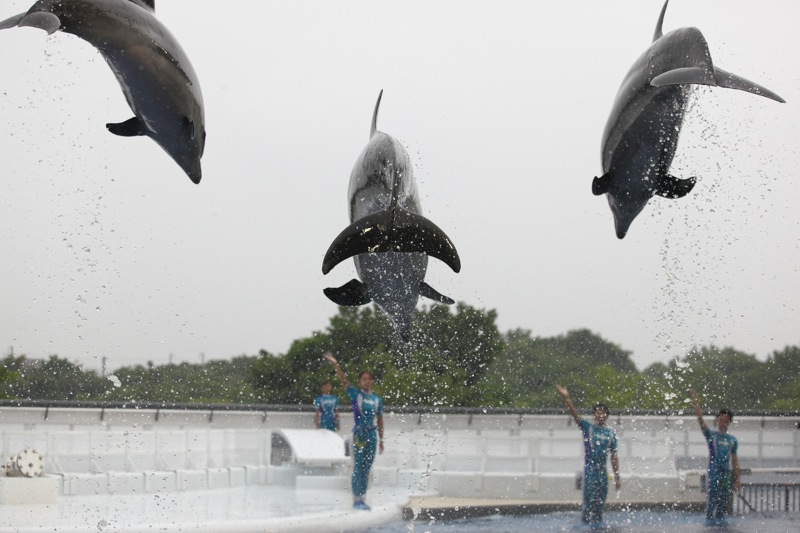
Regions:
[[271, 429, 346, 467]]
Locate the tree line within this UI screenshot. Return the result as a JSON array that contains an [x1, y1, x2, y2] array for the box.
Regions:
[[2, 303, 799, 412]]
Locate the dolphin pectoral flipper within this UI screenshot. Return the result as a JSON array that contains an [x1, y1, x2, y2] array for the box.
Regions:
[[393, 208, 461, 272], [655, 174, 696, 199], [322, 208, 461, 275], [592, 174, 610, 196], [324, 279, 372, 306], [713, 67, 786, 104], [419, 281, 454, 305], [107, 117, 147, 137], [651, 67, 717, 88]]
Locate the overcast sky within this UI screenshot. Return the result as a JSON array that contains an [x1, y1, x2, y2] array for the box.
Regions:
[[0, 0, 797, 373]]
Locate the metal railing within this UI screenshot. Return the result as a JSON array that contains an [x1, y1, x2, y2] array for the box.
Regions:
[[736, 483, 800, 514]]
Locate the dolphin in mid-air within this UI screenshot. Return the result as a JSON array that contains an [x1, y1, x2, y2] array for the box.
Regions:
[[0, 0, 205, 183], [593, 0, 784, 239], [322, 91, 460, 341]]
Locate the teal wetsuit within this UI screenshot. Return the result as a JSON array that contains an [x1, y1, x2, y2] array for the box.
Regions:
[[578, 418, 618, 524], [314, 394, 339, 431], [347, 385, 382, 499], [703, 427, 738, 519]]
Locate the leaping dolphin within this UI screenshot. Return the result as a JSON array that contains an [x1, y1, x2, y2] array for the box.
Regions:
[[593, 0, 784, 239], [0, 0, 205, 183], [322, 91, 460, 341]]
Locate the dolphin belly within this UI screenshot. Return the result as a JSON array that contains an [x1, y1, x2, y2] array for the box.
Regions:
[[356, 251, 427, 341], [606, 85, 688, 182]]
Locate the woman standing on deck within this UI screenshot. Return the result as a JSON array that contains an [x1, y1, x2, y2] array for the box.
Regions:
[[323, 352, 384, 511]]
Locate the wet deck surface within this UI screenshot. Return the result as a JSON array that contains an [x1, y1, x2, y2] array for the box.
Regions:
[[1, 485, 797, 532], [0, 484, 411, 533]]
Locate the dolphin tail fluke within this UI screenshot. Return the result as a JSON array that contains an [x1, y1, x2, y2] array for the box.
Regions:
[[370, 90, 383, 138], [323, 279, 372, 306], [396, 322, 412, 343], [322, 208, 461, 275], [655, 174, 696, 199], [650, 66, 785, 104], [653, 0, 669, 42], [651, 67, 716, 88], [1, 12, 62, 34], [713, 67, 785, 104], [0, 13, 25, 30], [419, 281, 455, 305]]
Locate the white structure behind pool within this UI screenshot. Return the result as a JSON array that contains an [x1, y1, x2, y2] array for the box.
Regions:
[[0, 405, 798, 531]]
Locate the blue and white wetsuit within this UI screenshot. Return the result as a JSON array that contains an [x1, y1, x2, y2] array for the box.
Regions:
[[703, 427, 738, 519], [314, 394, 339, 431], [578, 418, 618, 524], [346, 385, 383, 499]]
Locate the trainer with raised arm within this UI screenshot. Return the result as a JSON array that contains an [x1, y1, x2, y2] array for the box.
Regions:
[[691, 388, 740, 523], [556, 384, 621, 525], [324, 352, 384, 511]]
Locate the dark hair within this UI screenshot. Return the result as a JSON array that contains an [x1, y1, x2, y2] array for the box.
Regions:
[[358, 370, 373, 380], [321, 379, 332, 386], [593, 402, 610, 415], [717, 408, 734, 421]]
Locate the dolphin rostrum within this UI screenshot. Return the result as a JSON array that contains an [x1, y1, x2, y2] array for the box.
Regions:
[[593, 0, 784, 239], [322, 91, 460, 341], [0, 0, 205, 183]]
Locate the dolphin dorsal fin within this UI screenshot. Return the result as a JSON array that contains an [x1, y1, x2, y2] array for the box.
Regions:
[[370, 90, 383, 138], [653, 0, 669, 42]]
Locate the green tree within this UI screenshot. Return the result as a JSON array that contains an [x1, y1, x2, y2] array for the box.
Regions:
[[560, 364, 673, 411], [485, 329, 637, 408], [105, 356, 262, 404], [2, 355, 106, 400], [0, 358, 21, 399], [248, 303, 504, 407], [660, 346, 767, 412]]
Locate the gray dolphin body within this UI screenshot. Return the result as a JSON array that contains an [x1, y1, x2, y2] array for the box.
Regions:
[[593, 0, 784, 239], [322, 91, 460, 341], [0, 0, 205, 183]]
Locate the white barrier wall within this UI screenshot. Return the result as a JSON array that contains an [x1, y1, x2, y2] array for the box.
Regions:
[[1, 407, 798, 501]]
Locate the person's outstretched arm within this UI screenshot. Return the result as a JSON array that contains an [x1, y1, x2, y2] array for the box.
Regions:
[[690, 389, 707, 432], [556, 384, 581, 424], [323, 353, 349, 389]]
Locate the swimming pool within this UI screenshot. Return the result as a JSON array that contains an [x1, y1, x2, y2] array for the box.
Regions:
[[361, 510, 799, 533]]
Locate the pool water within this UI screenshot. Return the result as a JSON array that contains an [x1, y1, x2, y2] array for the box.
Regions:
[[362, 510, 799, 533]]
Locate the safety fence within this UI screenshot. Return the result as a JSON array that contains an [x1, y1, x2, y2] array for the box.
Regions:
[[736, 483, 800, 514]]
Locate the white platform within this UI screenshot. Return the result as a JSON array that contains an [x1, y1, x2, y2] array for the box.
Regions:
[[0, 475, 59, 504], [272, 428, 347, 466]]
